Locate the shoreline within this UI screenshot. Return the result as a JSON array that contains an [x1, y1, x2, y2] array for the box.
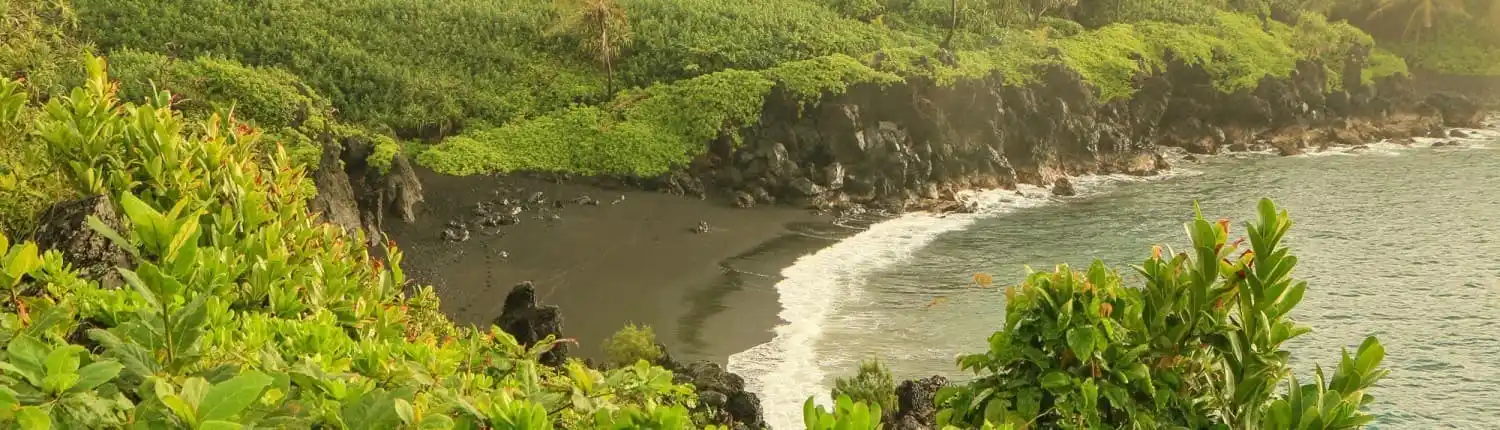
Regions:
[[386, 168, 874, 364]]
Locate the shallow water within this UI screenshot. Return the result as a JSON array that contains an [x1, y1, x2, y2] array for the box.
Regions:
[[731, 122, 1500, 429]]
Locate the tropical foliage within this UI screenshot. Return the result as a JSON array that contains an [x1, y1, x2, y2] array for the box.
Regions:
[[0, 60, 714, 429], [932, 199, 1388, 429]]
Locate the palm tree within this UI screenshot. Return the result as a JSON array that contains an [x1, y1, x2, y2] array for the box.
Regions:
[[1363, 0, 1468, 41], [553, 0, 631, 96]]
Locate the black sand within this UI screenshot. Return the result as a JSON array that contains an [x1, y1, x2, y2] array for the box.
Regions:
[[387, 168, 857, 363]]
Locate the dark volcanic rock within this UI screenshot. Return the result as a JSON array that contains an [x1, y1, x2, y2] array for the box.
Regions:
[[310, 143, 364, 236], [669, 53, 1449, 215], [1051, 177, 1077, 197], [1426, 92, 1485, 128], [493, 282, 569, 367], [889, 376, 950, 430], [671, 361, 767, 429], [31, 195, 132, 288]]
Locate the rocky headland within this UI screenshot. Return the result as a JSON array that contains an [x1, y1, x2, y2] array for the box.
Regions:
[[299, 50, 1488, 430]]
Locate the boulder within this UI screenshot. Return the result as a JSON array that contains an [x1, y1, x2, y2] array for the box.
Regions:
[[492, 282, 569, 367], [889, 376, 949, 430], [30, 195, 133, 288], [671, 361, 767, 429], [733, 192, 756, 209], [1450, 129, 1470, 138], [1426, 93, 1484, 128], [1051, 177, 1077, 197], [789, 177, 826, 197]]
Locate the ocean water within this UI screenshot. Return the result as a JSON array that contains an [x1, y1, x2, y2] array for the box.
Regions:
[[728, 118, 1500, 429]]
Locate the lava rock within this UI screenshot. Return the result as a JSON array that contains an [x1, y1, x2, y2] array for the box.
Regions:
[[670, 361, 766, 428], [733, 192, 756, 209], [1051, 177, 1076, 197], [30, 195, 133, 288], [889, 376, 950, 430], [493, 282, 569, 367]]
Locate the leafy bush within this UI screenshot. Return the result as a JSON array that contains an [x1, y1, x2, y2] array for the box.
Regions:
[[601, 323, 663, 368], [804, 394, 885, 430], [104, 49, 329, 130], [0, 57, 709, 429], [934, 199, 1388, 428], [619, 0, 898, 85], [830, 360, 898, 415], [73, 0, 603, 134], [0, 0, 91, 99]]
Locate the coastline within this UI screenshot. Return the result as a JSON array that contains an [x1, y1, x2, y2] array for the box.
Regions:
[[386, 168, 864, 363]]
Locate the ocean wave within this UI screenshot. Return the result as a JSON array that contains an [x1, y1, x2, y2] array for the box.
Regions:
[[725, 185, 1051, 429]]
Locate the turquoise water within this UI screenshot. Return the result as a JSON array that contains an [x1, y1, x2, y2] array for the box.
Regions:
[[733, 122, 1500, 429]]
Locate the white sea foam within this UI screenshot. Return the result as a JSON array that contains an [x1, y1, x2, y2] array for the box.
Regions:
[[725, 184, 1051, 429]]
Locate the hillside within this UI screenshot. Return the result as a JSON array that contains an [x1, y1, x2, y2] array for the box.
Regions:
[[0, 0, 1493, 428]]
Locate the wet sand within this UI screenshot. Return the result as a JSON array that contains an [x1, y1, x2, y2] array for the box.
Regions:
[[387, 168, 861, 363]]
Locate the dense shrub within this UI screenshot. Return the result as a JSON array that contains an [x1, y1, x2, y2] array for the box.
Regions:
[[104, 49, 329, 130], [830, 360, 898, 416], [0, 0, 91, 99], [0, 59, 711, 429], [619, 0, 900, 86], [73, 0, 603, 135], [601, 324, 664, 368], [932, 199, 1388, 428]]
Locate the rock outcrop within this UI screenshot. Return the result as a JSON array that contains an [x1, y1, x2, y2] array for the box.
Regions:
[[888, 376, 950, 430], [664, 54, 1469, 213], [671, 361, 767, 429], [493, 281, 569, 367], [30, 195, 133, 289], [311, 133, 426, 247]]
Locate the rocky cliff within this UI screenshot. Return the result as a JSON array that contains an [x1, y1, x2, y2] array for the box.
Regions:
[[663, 50, 1479, 215], [310, 134, 426, 246]]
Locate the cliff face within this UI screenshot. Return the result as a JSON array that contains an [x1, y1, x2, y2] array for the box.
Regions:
[[677, 52, 1474, 214], [310, 135, 425, 245]]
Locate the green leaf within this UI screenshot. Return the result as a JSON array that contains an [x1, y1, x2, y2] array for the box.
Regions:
[[1040, 371, 1071, 392], [4, 242, 40, 283], [1067, 326, 1097, 361], [200, 420, 244, 430], [198, 370, 274, 422], [1355, 337, 1384, 376], [419, 414, 455, 429], [161, 393, 197, 424], [395, 398, 415, 424], [15, 406, 48, 430], [43, 345, 84, 378], [86, 215, 140, 259], [116, 268, 158, 309], [6, 335, 49, 386], [69, 361, 123, 393]]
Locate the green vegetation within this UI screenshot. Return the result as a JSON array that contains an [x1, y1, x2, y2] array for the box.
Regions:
[[14, 0, 1455, 181], [830, 360, 898, 416], [0, 61, 710, 429], [817, 199, 1389, 429], [601, 324, 663, 369]]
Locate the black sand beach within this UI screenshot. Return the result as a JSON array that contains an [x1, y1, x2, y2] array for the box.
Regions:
[[387, 168, 861, 363]]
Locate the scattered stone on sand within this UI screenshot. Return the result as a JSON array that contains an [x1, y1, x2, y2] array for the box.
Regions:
[[528, 191, 546, 204], [572, 194, 597, 206], [498, 250, 509, 259], [1432, 140, 1461, 148], [611, 195, 626, 205], [693, 220, 710, 234], [440, 227, 470, 243]]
